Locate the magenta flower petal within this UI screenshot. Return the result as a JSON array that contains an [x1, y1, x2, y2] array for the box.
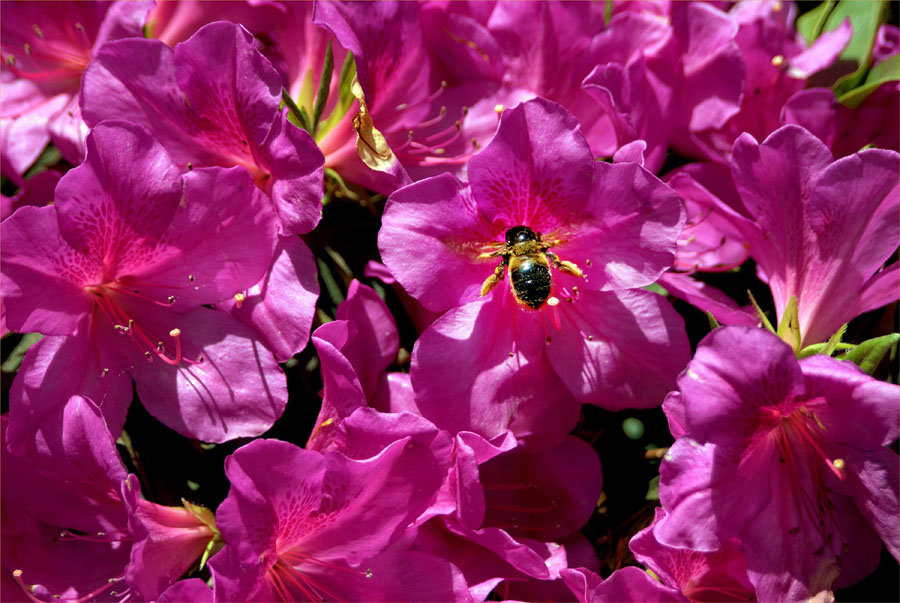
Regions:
[[411, 295, 578, 445], [54, 120, 182, 254], [130, 306, 288, 443], [468, 98, 593, 230], [159, 578, 214, 603], [731, 125, 900, 345], [0, 206, 95, 335], [562, 566, 686, 602], [546, 288, 690, 409], [211, 437, 445, 601], [8, 332, 132, 455], [558, 161, 685, 291], [379, 174, 497, 312], [216, 236, 319, 363]]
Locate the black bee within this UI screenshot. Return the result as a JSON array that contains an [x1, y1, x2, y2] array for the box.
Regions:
[[480, 225, 583, 310]]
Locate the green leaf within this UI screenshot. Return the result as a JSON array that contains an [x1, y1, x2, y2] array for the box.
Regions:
[[312, 40, 334, 136], [838, 53, 900, 108], [797, 341, 854, 359], [826, 0, 888, 96], [706, 311, 721, 330], [23, 145, 62, 180], [839, 333, 899, 374], [0, 333, 42, 373], [645, 475, 660, 501], [282, 88, 312, 133], [797, 0, 836, 45]]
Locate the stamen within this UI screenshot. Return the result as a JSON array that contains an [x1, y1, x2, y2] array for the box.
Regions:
[[234, 292, 246, 309]]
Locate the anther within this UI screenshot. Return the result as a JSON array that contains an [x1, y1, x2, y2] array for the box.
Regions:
[[771, 55, 785, 67], [144, 351, 152, 360], [102, 368, 109, 375], [494, 104, 504, 114], [365, 569, 373, 579], [23, 43, 30, 55], [188, 275, 195, 283], [33, 25, 44, 38], [157, 341, 165, 352], [168, 295, 176, 304], [75, 22, 84, 31], [187, 162, 193, 170], [508, 352, 514, 358], [831, 458, 845, 471], [585, 259, 592, 266], [6, 55, 15, 66], [566, 297, 573, 303], [234, 292, 246, 309], [572, 286, 579, 294], [546, 296, 560, 307], [586, 335, 593, 341]]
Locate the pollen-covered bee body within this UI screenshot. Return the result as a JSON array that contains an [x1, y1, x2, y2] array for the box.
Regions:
[[480, 225, 582, 310], [508, 254, 552, 309]]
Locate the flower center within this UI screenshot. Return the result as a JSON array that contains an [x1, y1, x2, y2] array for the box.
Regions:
[[266, 551, 372, 603]]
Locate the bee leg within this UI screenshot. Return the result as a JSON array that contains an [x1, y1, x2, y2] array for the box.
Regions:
[[481, 257, 508, 296], [547, 251, 583, 277]]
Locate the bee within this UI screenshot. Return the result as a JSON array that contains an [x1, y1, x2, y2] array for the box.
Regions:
[[479, 225, 583, 310]]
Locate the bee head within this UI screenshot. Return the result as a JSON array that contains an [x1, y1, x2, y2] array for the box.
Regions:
[[505, 225, 539, 245]]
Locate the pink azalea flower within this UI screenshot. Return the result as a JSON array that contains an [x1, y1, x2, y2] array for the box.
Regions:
[[656, 326, 899, 601], [660, 125, 899, 343], [207, 437, 470, 602], [676, 1, 852, 162], [1, 121, 287, 449], [0, 0, 152, 180], [729, 125, 899, 346], [379, 98, 689, 424], [80, 21, 324, 236], [1, 396, 215, 602]]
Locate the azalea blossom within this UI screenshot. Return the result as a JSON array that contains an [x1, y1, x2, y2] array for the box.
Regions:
[[1, 396, 216, 602], [0, 0, 151, 180], [207, 436, 469, 602], [1, 120, 287, 448], [656, 326, 899, 601], [379, 97, 689, 427]]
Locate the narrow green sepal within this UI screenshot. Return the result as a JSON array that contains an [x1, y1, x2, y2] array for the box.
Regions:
[[182, 499, 222, 571], [706, 311, 721, 330], [822, 324, 848, 356], [747, 290, 776, 334], [312, 40, 334, 136], [839, 333, 899, 374], [776, 295, 801, 353], [282, 88, 312, 133]]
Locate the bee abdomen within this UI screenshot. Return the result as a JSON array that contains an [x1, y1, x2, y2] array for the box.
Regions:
[[510, 256, 552, 310]]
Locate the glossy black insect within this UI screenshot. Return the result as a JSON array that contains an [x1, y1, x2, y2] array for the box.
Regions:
[[479, 225, 583, 310]]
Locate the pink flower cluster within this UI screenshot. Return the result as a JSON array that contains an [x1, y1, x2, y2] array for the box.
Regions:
[[1, 1, 898, 602]]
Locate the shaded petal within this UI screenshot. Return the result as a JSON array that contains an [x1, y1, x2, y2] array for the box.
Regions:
[[799, 354, 900, 448], [133, 166, 280, 308], [259, 113, 325, 236], [655, 438, 773, 552], [131, 306, 287, 443], [562, 566, 686, 603], [657, 273, 759, 327], [848, 449, 900, 561], [8, 330, 132, 455], [547, 288, 690, 410], [411, 295, 577, 445], [558, 161, 685, 291], [216, 236, 319, 363], [159, 578, 214, 603]]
